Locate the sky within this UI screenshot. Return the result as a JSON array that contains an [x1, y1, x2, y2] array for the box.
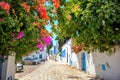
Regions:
[[45, 2, 59, 46], [45, 22, 57, 46]]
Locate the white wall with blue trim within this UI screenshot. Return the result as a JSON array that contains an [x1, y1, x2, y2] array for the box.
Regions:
[[71, 51, 96, 76], [23, 47, 47, 60], [61, 39, 72, 65], [58, 38, 120, 80], [92, 46, 120, 80]]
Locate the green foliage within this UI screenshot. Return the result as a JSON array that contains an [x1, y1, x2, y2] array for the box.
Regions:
[[51, 0, 120, 53]]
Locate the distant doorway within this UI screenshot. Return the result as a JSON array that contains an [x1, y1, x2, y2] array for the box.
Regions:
[[81, 52, 86, 71]]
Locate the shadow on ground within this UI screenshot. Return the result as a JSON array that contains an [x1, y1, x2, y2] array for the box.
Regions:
[[68, 75, 95, 80], [68, 75, 82, 79], [16, 70, 24, 73]]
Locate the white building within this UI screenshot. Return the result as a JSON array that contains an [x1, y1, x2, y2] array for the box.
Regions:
[[74, 46, 120, 80], [0, 52, 15, 80], [72, 51, 96, 75], [23, 47, 47, 61], [92, 46, 120, 80], [61, 39, 72, 65], [59, 38, 120, 80]]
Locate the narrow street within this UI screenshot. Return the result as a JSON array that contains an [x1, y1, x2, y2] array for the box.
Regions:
[[16, 60, 94, 80]]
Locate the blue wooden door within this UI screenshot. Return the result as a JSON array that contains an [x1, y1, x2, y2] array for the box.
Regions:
[[81, 52, 86, 71]]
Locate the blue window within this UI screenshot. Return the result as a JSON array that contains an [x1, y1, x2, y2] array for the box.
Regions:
[[102, 64, 106, 71]]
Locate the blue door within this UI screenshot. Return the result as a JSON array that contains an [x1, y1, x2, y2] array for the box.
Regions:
[[81, 52, 86, 71]]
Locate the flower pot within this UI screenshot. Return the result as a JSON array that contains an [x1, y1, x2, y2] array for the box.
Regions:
[[72, 44, 82, 54]]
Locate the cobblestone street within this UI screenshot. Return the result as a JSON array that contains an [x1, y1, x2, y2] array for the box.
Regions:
[[16, 60, 94, 80]]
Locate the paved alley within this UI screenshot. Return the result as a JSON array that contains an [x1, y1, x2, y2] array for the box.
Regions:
[[17, 60, 94, 80]]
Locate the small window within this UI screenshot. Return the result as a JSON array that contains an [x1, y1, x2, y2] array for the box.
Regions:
[[101, 64, 106, 71]]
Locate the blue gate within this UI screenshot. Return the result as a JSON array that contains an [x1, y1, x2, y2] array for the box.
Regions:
[[81, 52, 86, 71]]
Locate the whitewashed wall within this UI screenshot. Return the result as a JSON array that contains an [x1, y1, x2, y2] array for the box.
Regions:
[[86, 52, 96, 75], [61, 39, 72, 65], [93, 46, 120, 80], [40, 47, 47, 60], [61, 42, 68, 63], [71, 52, 80, 69], [6, 55, 15, 80], [72, 51, 96, 75], [23, 48, 47, 60], [1, 53, 15, 80]]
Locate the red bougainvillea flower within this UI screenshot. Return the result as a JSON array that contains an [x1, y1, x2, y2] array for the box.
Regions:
[[16, 32, 25, 39], [52, 0, 60, 9], [0, 2, 10, 13], [41, 29, 50, 37], [21, 2, 30, 12], [33, 0, 45, 6], [41, 29, 47, 34], [35, 6, 49, 20], [54, 2, 60, 9], [0, 18, 3, 22], [42, 21, 48, 25]]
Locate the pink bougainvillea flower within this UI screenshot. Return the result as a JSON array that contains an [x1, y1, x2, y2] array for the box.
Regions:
[[36, 42, 45, 51], [0, 18, 3, 22], [11, 32, 14, 38], [36, 35, 52, 51], [45, 36, 52, 46], [16, 32, 25, 39], [0, 2, 10, 13], [41, 35, 52, 46]]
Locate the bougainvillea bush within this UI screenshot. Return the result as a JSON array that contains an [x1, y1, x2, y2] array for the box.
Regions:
[[0, 0, 60, 61]]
